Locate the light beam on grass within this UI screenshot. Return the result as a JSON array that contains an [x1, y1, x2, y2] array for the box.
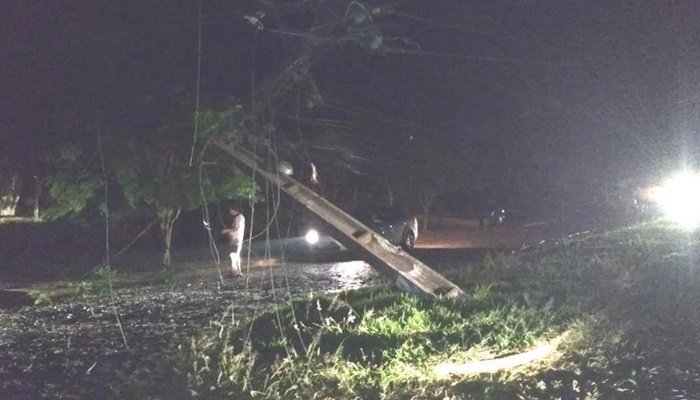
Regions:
[[434, 332, 569, 377]]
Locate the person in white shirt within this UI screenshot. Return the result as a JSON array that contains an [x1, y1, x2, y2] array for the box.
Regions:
[[221, 204, 245, 277]]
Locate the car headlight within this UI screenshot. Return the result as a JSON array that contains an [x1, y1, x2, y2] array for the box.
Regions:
[[650, 170, 700, 230], [305, 229, 320, 244]]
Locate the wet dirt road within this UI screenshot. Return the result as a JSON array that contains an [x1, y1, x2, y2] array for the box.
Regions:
[[0, 257, 391, 399]]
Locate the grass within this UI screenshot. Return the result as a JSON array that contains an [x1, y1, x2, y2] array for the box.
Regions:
[[5, 218, 700, 398], [183, 220, 700, 399], [17, 245, 228, 303], [186, 283, 571, 399]]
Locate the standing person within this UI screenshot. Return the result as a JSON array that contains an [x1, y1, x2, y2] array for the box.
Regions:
[[222, 203, 245, 277]]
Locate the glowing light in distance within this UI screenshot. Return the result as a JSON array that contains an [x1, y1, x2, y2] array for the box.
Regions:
[[651, 171, 700, 230]]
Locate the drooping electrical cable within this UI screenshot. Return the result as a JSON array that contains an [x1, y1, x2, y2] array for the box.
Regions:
[[245, 139, 308, 392], [267, 142, 308, 354], [262, 154, 288, 354], [189, 0, 226, 283], [188, 0, 203, 167], [197, 137, 225, 284], [97, 128, 129, 349]]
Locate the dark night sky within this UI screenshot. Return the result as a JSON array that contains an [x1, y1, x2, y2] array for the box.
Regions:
[[2, 0, 700, 218]]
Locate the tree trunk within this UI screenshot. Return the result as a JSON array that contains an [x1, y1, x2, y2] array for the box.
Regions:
[[33, 176, 42, 220], [0, 174, 21, 217], [386, 179, 394, 207], [422, 207, 431, 232], [158, 208, 181, 266], [419, 191, 437, 232]]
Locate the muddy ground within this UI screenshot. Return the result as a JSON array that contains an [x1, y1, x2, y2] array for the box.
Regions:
[[0, 260, 389, 399], [0, 221, 568, 399]]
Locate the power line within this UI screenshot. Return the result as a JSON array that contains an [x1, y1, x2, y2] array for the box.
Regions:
[[392, 12, 503, 39], [188, 0, 204, 167], [382, 47, 574, 68]]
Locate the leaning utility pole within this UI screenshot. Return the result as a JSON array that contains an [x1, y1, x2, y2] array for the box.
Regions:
[[212, 1, 465, 298], [214, 138, 465, 299]]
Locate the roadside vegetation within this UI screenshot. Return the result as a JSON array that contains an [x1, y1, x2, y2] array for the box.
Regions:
[[185, 221, 700, 399], [3, 219, 700, 398]]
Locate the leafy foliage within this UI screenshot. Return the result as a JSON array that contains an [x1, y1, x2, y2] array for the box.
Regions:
[[41, 102, 261, 264], [109, 104, 259, 212], [196, 107, 242, 140], [73, 266, 118, 297], [27, 289, 52, 306], [42, 144, 103, 220]]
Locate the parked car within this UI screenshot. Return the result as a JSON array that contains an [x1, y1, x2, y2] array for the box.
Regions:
[[301, 206, 419, 251]]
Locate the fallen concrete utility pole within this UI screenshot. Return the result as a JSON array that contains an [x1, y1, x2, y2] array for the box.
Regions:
[[214, 137, 466, 299]]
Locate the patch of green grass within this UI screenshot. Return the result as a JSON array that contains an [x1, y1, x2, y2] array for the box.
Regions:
[[69, 266, 120, 297], [160, 266, 177, 286], [109, 221, 692, 399], [187, 280, 571, 399], [19, 251, 227, 306], [27, 288, 52, 306]]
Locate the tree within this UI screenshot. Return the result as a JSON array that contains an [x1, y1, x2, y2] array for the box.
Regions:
[[43, 105, 261, 266], [43, 0, 422, 258], [380, 136, 467, 231], [0, 159, 23, 217], [113, 107, 261, 265], [42, 144, 103, 221]]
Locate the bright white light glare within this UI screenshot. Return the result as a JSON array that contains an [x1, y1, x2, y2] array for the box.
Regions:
[[651, 171, 700, 230], [325, 261, 372, 293], [305, 229, 320, 245]]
